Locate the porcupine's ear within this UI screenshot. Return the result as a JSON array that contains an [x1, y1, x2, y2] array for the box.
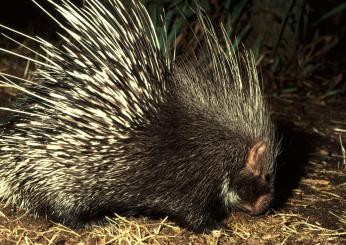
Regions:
[[246, 141, 267, 175]]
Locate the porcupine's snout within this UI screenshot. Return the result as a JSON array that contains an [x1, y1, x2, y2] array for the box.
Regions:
[[238, 193, 273, 215]]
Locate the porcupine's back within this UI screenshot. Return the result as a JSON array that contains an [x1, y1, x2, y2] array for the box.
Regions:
[[0, 0, 278, 230], [0, 0, 170, 222]]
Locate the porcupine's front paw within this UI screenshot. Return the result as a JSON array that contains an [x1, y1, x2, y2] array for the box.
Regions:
[[170, 208, 225, 233]]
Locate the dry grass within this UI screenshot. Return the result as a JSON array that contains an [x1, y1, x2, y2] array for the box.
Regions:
[[0, 207, 344, 244], [1, 170, 345, 245]]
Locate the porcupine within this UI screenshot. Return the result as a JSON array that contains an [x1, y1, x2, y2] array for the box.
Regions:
[[0, 0, 279, 231]]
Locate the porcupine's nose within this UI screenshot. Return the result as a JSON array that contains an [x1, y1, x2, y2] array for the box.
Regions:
[[240, 194, 273, 215]]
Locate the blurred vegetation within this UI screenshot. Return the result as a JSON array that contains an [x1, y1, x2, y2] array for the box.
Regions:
[[137, 0, 346, 97]]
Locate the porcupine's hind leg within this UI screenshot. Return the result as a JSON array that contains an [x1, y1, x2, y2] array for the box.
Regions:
[[54, 210, 111, 228], [34, 203, 89, 228], [37, 199, 113, 228]]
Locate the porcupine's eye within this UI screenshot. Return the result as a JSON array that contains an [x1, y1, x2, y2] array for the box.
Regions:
[[264, 174, 271, 182]]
